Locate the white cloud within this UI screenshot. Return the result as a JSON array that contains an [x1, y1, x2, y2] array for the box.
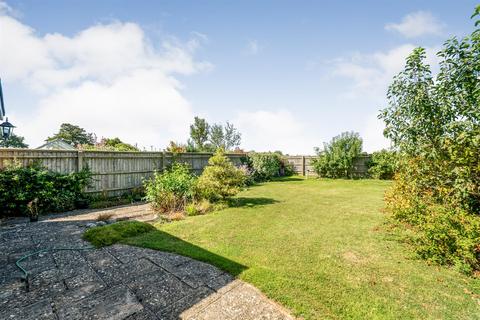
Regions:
[[244, 40, 261, 56], [0, 7, 211, 148], [332, 44, 439, 100], [385, 11, 444, 38], [234, 110, 316, 154]]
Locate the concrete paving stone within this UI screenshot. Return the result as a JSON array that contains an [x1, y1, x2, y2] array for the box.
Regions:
[[156, 285, 217, 320], [82, 248, 122, 269], [15, 251, 57, 275], [54, 281, 105, 305], [127, 271, 196, 313], [97, 257, 161, 286], [124, 308, 159, 320], [53, 269, 106, 304], [28, 268, 64, 291], [56, 285, 143, 320], [0, 281, 65, 312], [108, 244, 190, 268], [0, 299, 56, 320], [168, 260, 226, 289], [52, 249, 90, 270], [63, 267, 104, 290]]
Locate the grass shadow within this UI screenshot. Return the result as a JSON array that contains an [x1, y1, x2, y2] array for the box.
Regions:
[[124, 229, 247, 276], [227, 197, 279, 208], [270, 176, 305, 182]]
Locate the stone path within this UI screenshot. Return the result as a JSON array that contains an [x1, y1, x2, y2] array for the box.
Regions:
[[0, 205, 293, 320]]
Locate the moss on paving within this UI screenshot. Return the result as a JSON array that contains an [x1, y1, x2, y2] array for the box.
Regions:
[[87, 178, 480, 319]]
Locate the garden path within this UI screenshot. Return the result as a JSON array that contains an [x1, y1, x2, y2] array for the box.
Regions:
[[0, 204, 293, 320]]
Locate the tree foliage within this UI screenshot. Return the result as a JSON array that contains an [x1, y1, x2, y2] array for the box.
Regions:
[[188, 117, 241, 152], [379, 10, 480, 273], [0, 133, 28, 148], [367, 149, 398, 180], [47, 123, 95, 147], [312, 132, 363, 179], [189, 117, 210, 151]]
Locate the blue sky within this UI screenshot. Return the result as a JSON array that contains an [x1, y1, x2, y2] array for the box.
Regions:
[[0, 1, 478, 153]]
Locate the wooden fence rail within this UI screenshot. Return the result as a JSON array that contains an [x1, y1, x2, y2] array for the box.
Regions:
[[0, 149, 371, 195]]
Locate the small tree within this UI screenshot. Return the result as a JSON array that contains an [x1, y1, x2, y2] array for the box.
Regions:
[[0, 133, 28, 148], [312, 132, 363, 178], [47, 123, 95, 147], [197, 149, 246, 201]]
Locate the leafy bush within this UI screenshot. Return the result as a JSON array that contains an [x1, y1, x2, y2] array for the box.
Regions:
[[83, 221, 155, 247], [367, 149, 398, 180], [379, 10, 480, 273], [144, 163, 197, 213], [246, 152, 294, 181], [197, 149, 246, 201], [312, 132, 363, 179], [0, 162, 91, 217]]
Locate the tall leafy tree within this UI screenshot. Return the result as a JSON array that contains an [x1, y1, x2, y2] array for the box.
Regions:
[[47, 123, 95, 147], [209, 124, 225, 150], [0, 133, 28, 148], [378, 6, 480, 272], [189, 117, 210, 151], [223, 122, 241, 150]]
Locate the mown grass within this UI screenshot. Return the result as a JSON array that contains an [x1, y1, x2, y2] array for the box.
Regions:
[[87, 178, 480, 319]]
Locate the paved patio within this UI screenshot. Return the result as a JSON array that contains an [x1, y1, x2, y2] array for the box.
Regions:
[[0, 205, 293, 320]]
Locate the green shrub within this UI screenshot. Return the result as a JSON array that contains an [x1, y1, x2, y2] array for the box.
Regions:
[[246, 152, 294, 181], [197, 149, 246, 201], [144, 163, 197, 213], [312, 132, 363, 179], [83, 221, 155, 247], [0, 162, 91, 217], [368, 149, 398, 180]]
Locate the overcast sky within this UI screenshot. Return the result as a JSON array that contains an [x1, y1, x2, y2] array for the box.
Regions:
[[0, 1, 477, 153]]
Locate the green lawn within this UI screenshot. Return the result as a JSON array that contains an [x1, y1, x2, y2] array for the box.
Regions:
[[124, 178, 480, 319]]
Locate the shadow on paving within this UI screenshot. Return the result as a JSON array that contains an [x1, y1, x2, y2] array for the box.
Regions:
[[0, 214, 267, 320]]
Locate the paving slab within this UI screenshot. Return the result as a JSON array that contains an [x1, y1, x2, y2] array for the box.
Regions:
[[0, 204, 294, 320]]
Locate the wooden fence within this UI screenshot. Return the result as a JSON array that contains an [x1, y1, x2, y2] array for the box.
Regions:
[[0, 149, 244, 195], [0, 149, 371, 195], [284, 155, 371, 178]]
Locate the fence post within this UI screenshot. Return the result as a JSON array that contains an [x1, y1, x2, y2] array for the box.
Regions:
[[77, 151, 84, 172], [161, 151, 166, 171], [301, 156, 306, 176]]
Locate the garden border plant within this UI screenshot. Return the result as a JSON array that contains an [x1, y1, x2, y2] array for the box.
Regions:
[[143, 149, 247, 220], [0, 161, 92, 217]]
